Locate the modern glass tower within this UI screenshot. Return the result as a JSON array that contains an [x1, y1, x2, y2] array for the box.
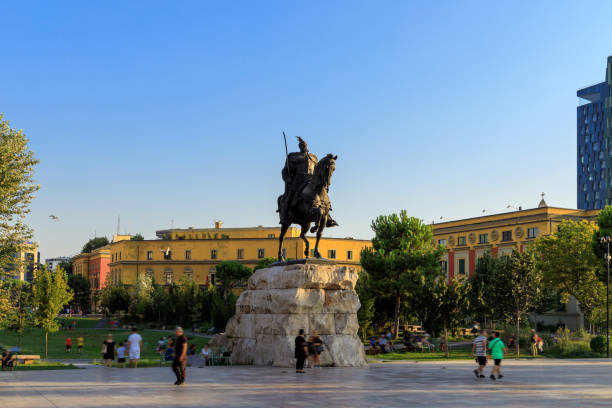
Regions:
[[577, 56, 612, 210]]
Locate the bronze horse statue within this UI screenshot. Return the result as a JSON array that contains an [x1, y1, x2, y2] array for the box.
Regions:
[[277, 153, 338, 261]]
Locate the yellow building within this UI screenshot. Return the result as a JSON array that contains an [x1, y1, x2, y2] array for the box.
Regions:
[[432, 198, 599, 280], [2, 242, 39, 282], [107, 224, 370, 287], [432, 198, 599, 330]]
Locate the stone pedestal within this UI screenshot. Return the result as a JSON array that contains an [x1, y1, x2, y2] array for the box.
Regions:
[[210, 261, 366, 367]]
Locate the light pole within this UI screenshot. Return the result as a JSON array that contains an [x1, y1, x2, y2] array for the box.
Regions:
[[601, 236, 611, 358]]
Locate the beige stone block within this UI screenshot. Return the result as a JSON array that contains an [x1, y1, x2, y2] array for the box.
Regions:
[[334, 313, 359, 335], [254, 314, 309, 336], [308, 313, 335, 335], [248, 264, 359, 291]]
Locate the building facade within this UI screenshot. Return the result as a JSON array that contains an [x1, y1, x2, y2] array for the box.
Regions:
[[45, 256, 71, 272], [577, 55, 612, 210], [2, 242, 39, 282], [73, 246, 110, 291], [432, 201, 598, 330], [106, 225, 370, 287]]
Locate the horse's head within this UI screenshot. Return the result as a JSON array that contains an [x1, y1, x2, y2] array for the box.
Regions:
[[313, 154, 337, 188]]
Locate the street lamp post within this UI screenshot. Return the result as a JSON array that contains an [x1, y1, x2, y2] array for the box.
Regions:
[[601, 236, 611, 359]]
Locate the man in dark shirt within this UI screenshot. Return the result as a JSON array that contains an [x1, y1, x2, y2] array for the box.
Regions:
[[294, 329, 308, 373], [172, 326, 188, 385]]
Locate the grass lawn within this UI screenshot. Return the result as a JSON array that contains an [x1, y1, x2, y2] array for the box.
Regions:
[[0, 328, 209, 360], [57, 317, 102, 329], [368, 347, 545, 361]]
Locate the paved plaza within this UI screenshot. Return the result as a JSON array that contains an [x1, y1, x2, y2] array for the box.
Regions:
[[1, 359, 611, 407]]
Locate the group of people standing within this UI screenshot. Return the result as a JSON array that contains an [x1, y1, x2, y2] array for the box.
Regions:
[[101, 327, 143, 368], [294, 329, 324, 373]]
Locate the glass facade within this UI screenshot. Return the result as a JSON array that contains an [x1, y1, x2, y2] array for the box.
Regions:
[[577, 56, 612, 210]]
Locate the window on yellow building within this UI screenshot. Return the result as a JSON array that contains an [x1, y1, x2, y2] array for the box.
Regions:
[[209, 268, 216, 285], [458, 236, 466, 246], [164, 268, 173, 285], [440, 260, 447, 275], [502, 231, 512, 241], [211, 249, 217, 259], [184, 268, 193, 280], [185, 250, 192, 260], [527, 227, 539, 239], [328, 249, 336, 259], [147, 251, 153, 260], [347, 250, 353, 260], [237, 248, 244, 259], [478, 234, 488, 244], [268, 234, 275, 238], [458, 259, 466, 275], [257, 249, 265, 259], [438, 239, 447, 247], [145, 269, 154, 280], [164, 250, 172, 260], [119, 252, 122, 260]]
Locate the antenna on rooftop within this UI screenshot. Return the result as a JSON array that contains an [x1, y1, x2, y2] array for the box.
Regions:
[[117, 215, 120, 235]]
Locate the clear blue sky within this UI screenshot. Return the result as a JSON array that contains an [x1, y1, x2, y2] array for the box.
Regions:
[[1, 1, 611, 259]]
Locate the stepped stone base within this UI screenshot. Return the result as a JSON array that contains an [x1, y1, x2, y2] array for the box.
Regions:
[[210, 261, 367, 367]]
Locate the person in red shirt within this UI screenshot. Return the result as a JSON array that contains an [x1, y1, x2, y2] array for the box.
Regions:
[[66, 337, 72, 353]]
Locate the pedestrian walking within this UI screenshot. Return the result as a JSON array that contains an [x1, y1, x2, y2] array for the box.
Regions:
[[77, 336, 84, 353], [472, 329, 488, 378], [488, 331, 506, 380], [294, 329, 308, 373], [172, 327, 188, 385], [530, 329, 538, 356], [102, 334, 116, 368], [65, 337, 72, 353], [127, 327, 143, 368]]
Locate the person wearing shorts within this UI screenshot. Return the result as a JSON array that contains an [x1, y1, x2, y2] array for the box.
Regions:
[[77, 336, 84, 353], [488, 331, 506, 380], [472, 329, 488, 378], [117, 342, 127, 368], [127, 327, 143, 368], [65, 337, 72, 353]]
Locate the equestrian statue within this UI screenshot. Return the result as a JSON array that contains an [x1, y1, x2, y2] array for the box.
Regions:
[[277, 134, 338, 261]]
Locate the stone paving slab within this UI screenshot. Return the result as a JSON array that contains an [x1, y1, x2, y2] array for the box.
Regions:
[[1, 359, 610, 407]]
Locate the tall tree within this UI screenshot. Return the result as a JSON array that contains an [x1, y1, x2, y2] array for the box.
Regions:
[[131, 233, 144, 241], [68, 274, 91, 313], [81, 237, 109, 253], [468, 253, 505, 326], [215, 261, 252, 299], [355, 270, 376, 339], [0, 115, 39, 277], [495, 249, 543, 356], [1, 279, 33, 346], [360, 211, 443, 338], [593, 205, 612, 280], [100, 284, 131, 315], [58, 258, 73, 275], [430, 276, 471, 357], [32, 266, 73, 359], [536, 219, 605, 324]]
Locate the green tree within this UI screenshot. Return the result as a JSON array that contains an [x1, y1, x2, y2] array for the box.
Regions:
[[495, 249, 543, 356], [1, 279, 34, 346], [536, 220, 605, 324], [355, 271, 376, 339], [0, 115, 39, 277], [468, 253, 505, 326], [81, 237, 109, 253], [430, 276, 471, 357], [58, 259, 73, 275], [68, 274, 91, 313], [131, 233, 144, 241], [254, 257, 277, 271], [32, 266, 73, 359], [215, 261, 252, 299], [360, 211, 443, 338], [100, 284, 131, 315]]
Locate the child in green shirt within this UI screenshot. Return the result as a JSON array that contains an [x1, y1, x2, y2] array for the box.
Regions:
[[488, 331, 506, 380]]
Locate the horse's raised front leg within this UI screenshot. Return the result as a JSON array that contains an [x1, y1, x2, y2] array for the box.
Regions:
[[278, 223, 290, 261]]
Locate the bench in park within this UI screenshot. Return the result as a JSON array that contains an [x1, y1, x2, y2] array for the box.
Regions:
[[15, 355, 41, 367]]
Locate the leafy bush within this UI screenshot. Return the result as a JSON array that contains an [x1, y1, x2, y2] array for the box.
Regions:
[[590, 335, 607, 354]]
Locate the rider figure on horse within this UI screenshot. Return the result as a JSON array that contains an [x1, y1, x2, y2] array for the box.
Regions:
[[278, 137, 318, 224]]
